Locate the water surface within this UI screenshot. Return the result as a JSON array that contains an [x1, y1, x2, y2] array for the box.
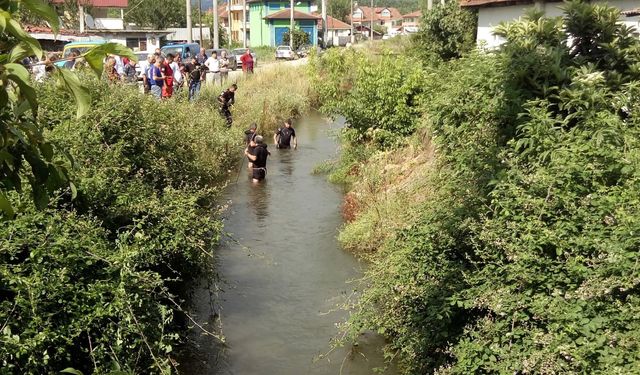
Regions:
[[183, 115, 396, 375]]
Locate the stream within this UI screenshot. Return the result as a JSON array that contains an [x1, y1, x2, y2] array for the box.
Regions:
[[181, 114, 397, 375]]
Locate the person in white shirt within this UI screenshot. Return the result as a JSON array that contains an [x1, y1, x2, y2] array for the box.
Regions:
[[204, 51, 220, 86], [170, 58, 182, 90], [114, 55, 125, 76], [140, 55, 154, 93]]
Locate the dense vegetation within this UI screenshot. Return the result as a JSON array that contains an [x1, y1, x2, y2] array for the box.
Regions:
[[310, 1, 640, 373], [1, 3, 312, 368]]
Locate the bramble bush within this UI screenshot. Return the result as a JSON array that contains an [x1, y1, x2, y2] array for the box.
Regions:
[[1, 78, 238, 373], [312, 1, 640, 373]]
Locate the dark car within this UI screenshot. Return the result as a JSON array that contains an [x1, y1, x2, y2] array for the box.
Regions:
[[205, 48, 238, 70], [231, 48, 258, 68]]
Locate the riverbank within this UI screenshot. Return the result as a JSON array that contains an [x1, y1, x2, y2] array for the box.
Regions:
[[0, 65, 313, 373], [309, 3, 640, 373]]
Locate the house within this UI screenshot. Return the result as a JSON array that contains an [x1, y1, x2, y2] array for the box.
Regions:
[[248, 0, 319, 46], [346, 6, 402, 35], [48, 0, 169, 53], [460, 0, 640, 49], [318, 15, 351, 46], [401, 10, 421, 33]]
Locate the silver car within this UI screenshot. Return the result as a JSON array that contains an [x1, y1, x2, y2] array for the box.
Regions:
[[275, 45, 297, 60]]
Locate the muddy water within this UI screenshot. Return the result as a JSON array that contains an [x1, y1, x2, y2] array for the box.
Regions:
[[182, 115, 396, 375]]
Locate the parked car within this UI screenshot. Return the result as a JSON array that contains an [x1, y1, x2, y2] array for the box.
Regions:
[[134, 51, 148, 78], [205, 48, 238, 70], [161, 43, 201, 61], [275, 45, 297, 60], [231, 48, 257, 68], [56, 40, 107, 67]]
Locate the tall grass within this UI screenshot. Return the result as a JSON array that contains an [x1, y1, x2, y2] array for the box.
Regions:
[[197, 65, 312, 135]]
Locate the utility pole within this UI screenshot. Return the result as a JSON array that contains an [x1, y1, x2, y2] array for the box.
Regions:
[[186, 0, 193, 43], [370, 0, 373, 40], [214, 0, 220, 48], [198, 0, 204, 46], [78, 3, 85, 33], [242, 0, 247, 48], [427, 0, 433, 10], [289, 0, 294, 49], [227, 0, 232, 47], [350, 0, 354, 44], [321, 0, 327, 48]]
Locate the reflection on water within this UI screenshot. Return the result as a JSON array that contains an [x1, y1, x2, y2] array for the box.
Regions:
[[181, 114, 397, 375]]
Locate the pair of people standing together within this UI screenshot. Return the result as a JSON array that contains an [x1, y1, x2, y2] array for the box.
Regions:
[[244, 119, 298, 183], [204, 51, 231, 86]]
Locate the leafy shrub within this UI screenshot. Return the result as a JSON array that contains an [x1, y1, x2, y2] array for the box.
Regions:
[[310, 49, 425, 148], [410, 1, 477, 62], [315, 1, 640, 373]]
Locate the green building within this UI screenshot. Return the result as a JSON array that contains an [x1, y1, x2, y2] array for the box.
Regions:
[[248, 0, 319, 47]]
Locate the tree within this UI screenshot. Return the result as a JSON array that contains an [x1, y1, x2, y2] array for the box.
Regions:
[[411, 1, 477, 61], [124, 0, 186, 30], [1, 0, 135, 219], [327, 0, 350, 22], [283, 28, 310, 50]]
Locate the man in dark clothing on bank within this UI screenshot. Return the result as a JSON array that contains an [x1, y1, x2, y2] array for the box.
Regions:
[[218, 83, 237, 126], [244, 135, 270, 182], [185, 57, 203, 101], [274, 118, 297, 149]]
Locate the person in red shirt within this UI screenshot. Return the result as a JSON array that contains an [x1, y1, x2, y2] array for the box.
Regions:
[[162, 54, 175, 98], [240, 49, 254, 74]]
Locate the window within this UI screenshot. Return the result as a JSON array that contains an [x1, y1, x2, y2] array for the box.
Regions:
[[268, 3, 281, 10], [126, 38, 143, 50], [381, 9, 390, 17]]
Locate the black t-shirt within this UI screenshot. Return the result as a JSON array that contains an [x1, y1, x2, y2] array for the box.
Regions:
[[253, 144, 269, 168], [276, 127, 296, 147], [185, 63, 202, 84], [220, 90, 235, 106], [244, 130, 257, 145]]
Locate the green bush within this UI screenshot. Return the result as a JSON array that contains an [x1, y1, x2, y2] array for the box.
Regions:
[[1, 78, 236, 373], [314, 1, 640, 373]]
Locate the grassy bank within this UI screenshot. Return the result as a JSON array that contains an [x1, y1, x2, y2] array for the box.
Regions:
[[0, 65, 312, 374], [311, 2, 640, 374]]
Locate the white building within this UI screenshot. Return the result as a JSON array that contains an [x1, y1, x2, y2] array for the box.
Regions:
[[460, 0, 640, 49]]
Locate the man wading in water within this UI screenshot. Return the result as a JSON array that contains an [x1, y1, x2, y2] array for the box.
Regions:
[[274, 118, 297, 149], [244, 135, 270, 182], [244, 123, 258, 168]]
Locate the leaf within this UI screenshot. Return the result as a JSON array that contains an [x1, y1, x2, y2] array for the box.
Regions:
[[54, 69, 91, 118], [0, 191, 15, 219], [9, 42, 34, 63], [6, 63, 38, 114], [83, 43, 137, 78], [5, 17, 42, 59], [60, 369, 84, 375], [31, 182, 49, 210], [69, 181, 77, 200], [21, 0, 60, 34]]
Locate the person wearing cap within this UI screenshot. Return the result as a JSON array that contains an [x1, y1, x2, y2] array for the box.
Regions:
[[244, 123, 258, 168], [274, 118, 297, 149], [244, 135, 270, 182]]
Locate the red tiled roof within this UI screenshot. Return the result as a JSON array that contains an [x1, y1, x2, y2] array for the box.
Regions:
[[50, 0, 129, 7], [347, 6, 402, 22], [25, 24, 93, 36], [403, 10, 422, 18], [264, 9, 320, 20], [316, 14, 351, 30]]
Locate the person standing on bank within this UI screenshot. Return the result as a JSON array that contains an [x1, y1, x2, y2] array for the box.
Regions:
[[274, 118, 297, 149], [244, 135, 270, 182], [218, 83, 237, 126]]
